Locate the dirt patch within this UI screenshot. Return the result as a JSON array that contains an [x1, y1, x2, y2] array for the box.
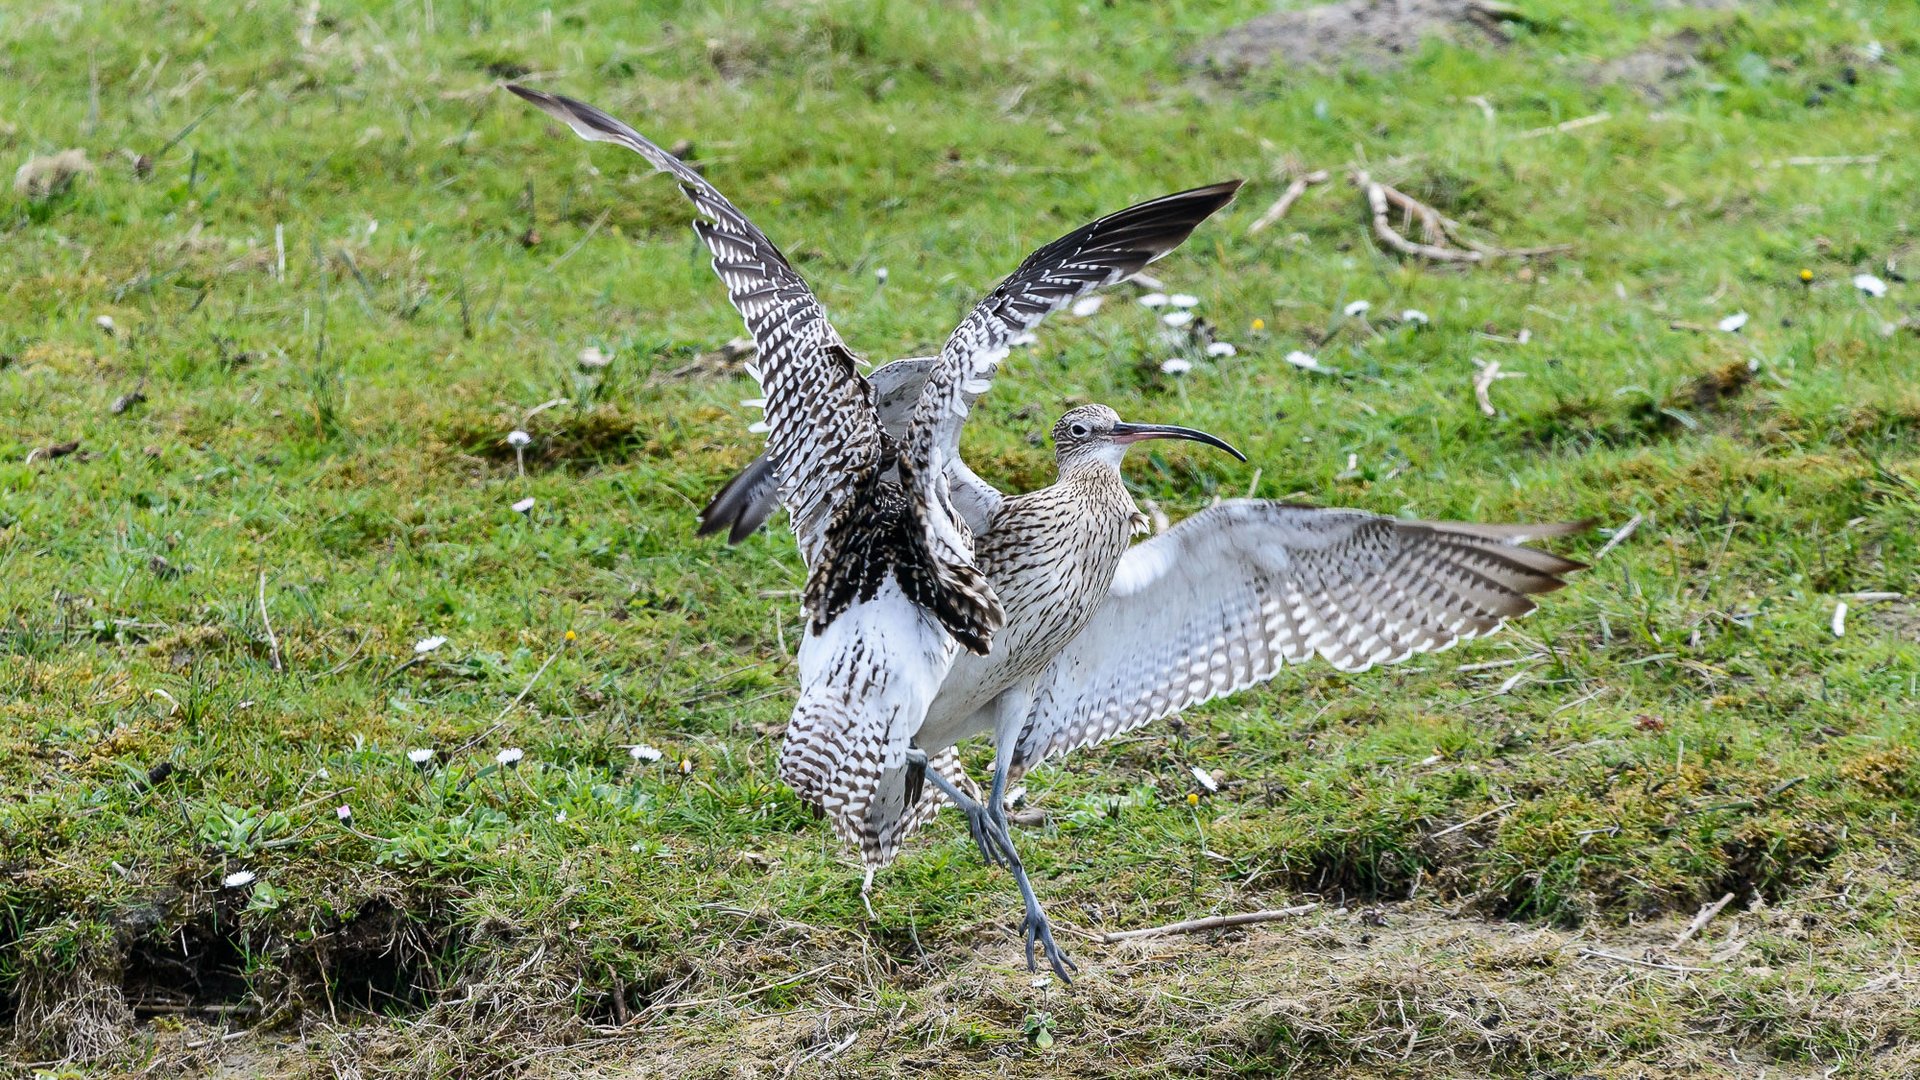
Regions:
[[1187, 0, 1522, 76], [1595, 29, 1708, 101]]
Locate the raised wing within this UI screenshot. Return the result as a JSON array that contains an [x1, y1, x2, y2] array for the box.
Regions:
[[899, 181, 1244, 609], [509, 85, 880, 556], [905, 181, 1243, 490], [1008, 502, 1586, 777]]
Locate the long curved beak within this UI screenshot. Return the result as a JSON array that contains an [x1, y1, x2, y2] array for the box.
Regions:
[[1109, 422, 1247, 462]]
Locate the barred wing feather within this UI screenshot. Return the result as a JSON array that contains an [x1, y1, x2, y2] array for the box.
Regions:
[[1008, 502, 1586, 777], [509, 85, 880, 559]]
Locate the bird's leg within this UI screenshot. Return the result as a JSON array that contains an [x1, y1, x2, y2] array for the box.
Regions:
[[904, 747, 1006, 868], [987, 690, 1078, 983]]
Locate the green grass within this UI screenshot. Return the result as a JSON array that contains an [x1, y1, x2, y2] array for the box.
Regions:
[[4, 0, 1919, 1075]]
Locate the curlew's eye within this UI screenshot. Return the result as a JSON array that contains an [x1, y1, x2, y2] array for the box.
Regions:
[[1069, 423, 1089, 438]]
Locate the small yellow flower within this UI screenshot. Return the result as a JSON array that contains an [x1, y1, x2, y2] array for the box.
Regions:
[[1798, 268, 1813, 283], [1251, 318, 1266, 331], [564, 630, 577, 642], [1186, 792, 1200, 806]]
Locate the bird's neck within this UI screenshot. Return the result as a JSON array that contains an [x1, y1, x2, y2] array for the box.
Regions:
[[1055, 460, 1140, 519]]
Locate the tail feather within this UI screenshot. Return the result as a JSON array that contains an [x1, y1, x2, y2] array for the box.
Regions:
[[855, 745, 980, 867]]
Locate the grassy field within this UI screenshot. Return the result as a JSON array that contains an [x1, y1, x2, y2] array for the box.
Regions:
[[4, 0, 1919, 1075]]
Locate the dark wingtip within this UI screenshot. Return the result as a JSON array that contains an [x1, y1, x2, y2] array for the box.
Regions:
[[697, 454, 782, 545], [504, 83, 548, 107]]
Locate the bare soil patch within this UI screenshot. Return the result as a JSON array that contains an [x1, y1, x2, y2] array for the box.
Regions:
[[1594, 29, 1709, 101], [1187, 0, 1520, 76]]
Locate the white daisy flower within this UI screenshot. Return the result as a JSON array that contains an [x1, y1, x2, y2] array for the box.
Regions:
[[1205, 342, 1237, 358], [1009, 331, 1039, 347], [495, 747, 524, 767], [511, 496, 536, 514], [1343, 300, 1372, 318], [629, 744, 663, 763], [1159, 358, 1193, 375], [413, 635, 447, 655], [506, 430, 531, 448], [1070, 296, 1103, 317], [1162, 311, 1194, 328], [1284, 350, 1324, 371], [554, 810, 567, 823], [1717, 312, 1749, 333], [1854, 273, 1888, 298], [222, 870, 256, 889], [874, 266, 889, 283], [336, 805, 352, 821], [1138, 292, 1170, 308], [1401, 309, 1430, 325], [1170, 294, 1200, 308], [1189, 765, 1219, 793], [407, 747, 435, 766], [577, 346, 611, 368], [95, 315, 117, 335]]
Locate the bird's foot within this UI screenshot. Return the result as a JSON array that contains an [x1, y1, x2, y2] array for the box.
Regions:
[[1022, 905, 1079, 984], [961, 802, 1011, 869]]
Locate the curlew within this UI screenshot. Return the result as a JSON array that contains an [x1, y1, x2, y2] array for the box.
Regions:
[[507, 85, 1241, 935], [510, 86, 1585, 982]]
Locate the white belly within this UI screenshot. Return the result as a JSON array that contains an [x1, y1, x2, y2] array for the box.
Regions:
[[781, 578, 957, 825]]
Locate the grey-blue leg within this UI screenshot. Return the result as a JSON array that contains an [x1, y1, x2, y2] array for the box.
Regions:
[[905, 747, 1006, 868], [987, 689, 1078, 983]]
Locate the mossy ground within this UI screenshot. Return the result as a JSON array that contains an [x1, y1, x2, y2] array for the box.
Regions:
[[3, 0, 1918, 1076]]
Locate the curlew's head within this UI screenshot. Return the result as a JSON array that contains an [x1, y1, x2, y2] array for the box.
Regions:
[[1050, 404, 1245, 472]]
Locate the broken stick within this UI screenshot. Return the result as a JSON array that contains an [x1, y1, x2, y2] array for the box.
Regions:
[[1355, 170, 1481, 263], [1248, 169, 1330, 234], [1101, 903, 1318, 943], [1353, 170, 1571, 262], [1673, 892, 1736, 947]]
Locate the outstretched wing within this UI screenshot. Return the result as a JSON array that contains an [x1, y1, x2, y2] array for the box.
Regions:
[[509, 85, 880, 557], [900, 181, 1245, 609], [1008, 502, 1587, 777]]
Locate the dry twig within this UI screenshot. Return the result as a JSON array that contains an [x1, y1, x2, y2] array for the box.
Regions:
[[1248, 169, 1330, 234], [1471, 359, 1523, 417], [1432, 802, 1516, 838], [1351, 170, 1570, 262], [1673, 892, 1736, 947], [1578, 948, 1717, 975], [1101, 903, 1318, 943], [257, 571, 283, 671], [1592, 513, 1643, 562], [1517, 112, 1610, 139], [1355, 170, 1479, 262]]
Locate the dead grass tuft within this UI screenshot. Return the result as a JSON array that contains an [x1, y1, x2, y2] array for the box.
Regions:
[[12, 924, 133, 1062], [13, 148, 93, 199]]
